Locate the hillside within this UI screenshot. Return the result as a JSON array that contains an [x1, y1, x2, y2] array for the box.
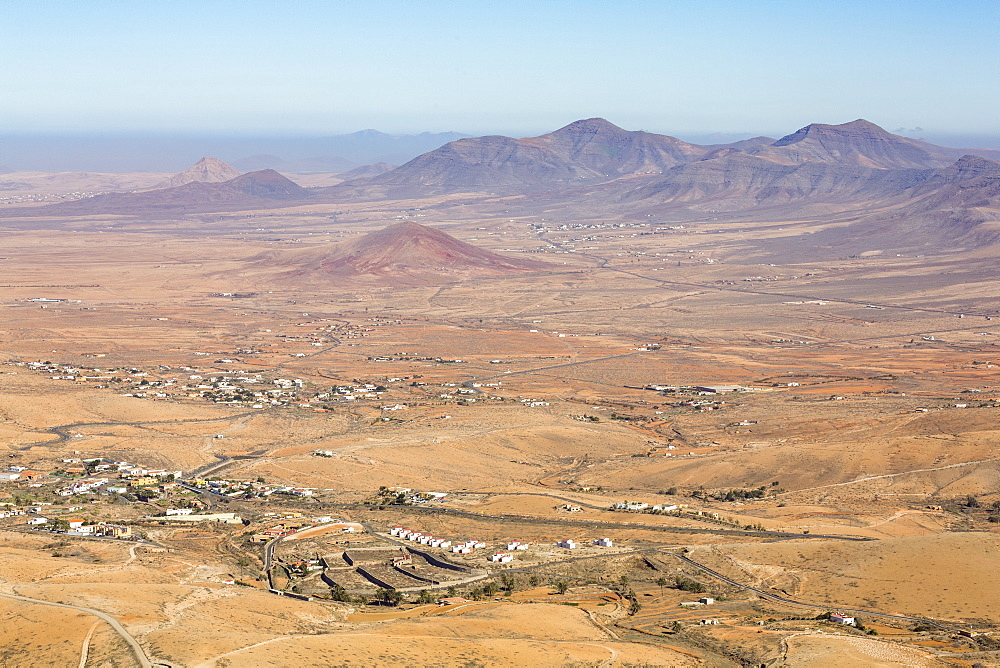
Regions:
[[748, 119, 958, 169], [355, 118, 707, 194], [152, 157, 241, 189], [2, 169, 309, 217], [253, 221, 552, 284]]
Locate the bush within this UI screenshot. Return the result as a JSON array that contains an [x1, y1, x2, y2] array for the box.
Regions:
[[674, 576, 706, 593]]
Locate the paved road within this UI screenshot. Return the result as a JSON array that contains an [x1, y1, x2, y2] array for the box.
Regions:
[[0, 589, 154, 667], [669, 551, 957, 632], [538, 231, 998, 320], [463, 351, 644, 392], [332, 501, 872, 542], [263, 533, 285, 590]]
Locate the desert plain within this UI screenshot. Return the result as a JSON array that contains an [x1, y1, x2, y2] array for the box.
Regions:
[[2, 120, 1000, 667]]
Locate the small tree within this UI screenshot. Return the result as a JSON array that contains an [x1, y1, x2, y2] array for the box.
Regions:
[[554, 580, 570, 595], [528, 575, 541, 587], [656, 577, 667, 594], [483, 581, 499, 597], [376, 588, 403, 607], [417, 589, 434, 604]]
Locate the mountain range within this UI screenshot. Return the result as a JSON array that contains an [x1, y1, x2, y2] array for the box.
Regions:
[[346, 118, 1000, 194], [329, 118, 1000, 250], [4, 118, 1000, 253]]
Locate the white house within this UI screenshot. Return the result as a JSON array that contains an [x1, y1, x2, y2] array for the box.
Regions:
[[490, 553, 513, 563], [614, 501, 649, 511], [652, 504, 680, 512], [557, 539, 577, 549], [829, 613, 855, 625], [594, 538, 613, 547], [27, 517, 48, 525]]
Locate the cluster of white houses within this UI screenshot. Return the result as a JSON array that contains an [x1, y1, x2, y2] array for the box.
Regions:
[[557, 537, 614, 549], [27, 516, 132, 537], [612, 501, 687, 512], [390, 527, 533, 562], [390, 527, 455, 550]]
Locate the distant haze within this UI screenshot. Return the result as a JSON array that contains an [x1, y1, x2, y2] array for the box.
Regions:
[[3, 125, 1000, 174], [0, 131, 468, 173]]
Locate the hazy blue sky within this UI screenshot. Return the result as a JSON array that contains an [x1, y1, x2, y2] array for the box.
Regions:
[[4, 0, 998, 137]]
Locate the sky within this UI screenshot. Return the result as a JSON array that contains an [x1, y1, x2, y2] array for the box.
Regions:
[[4, 0, 999, 139]]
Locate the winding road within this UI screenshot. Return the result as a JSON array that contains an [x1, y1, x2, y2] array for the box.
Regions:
[[669, 551, 957, 632], [0, 589, 154, 667]]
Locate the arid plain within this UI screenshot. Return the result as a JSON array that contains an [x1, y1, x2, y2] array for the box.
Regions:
[[2, 121, 1000, 667]]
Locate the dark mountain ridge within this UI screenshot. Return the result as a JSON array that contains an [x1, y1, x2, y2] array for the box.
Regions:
[[348, 118, 708, 195]]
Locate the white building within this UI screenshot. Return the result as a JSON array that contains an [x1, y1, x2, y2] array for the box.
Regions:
[[490, 553, 513, 563], [594, 537, 613, 547], [830, 613, 855, 625], [557, 539, 577, 549]]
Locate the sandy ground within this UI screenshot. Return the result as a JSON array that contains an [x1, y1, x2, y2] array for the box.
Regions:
[[781, 632, 941, 667], [2, 200, 1000, 664], [193, 604, 696, 667], [695, 532, 1000, 624]]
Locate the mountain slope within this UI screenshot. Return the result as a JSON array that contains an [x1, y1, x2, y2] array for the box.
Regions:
[[153, 157, 241, 189], [2, 169, 308, 217], [748, 120, 957, 169], [254, 221, 552, 284], [357, 118, 707, 193]]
